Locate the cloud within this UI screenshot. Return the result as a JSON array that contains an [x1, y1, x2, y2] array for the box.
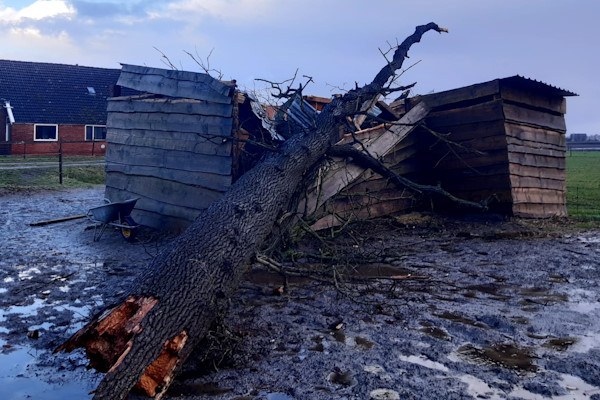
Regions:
[[0, 0, 75, 22], [154, 0, 276, 24]]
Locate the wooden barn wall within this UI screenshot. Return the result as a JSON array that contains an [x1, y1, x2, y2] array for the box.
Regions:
[[499, 82, 567, 218], [105, 95, 234, 231]]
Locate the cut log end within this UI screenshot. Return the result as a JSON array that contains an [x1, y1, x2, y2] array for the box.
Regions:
[[55, 296, 158, 372]]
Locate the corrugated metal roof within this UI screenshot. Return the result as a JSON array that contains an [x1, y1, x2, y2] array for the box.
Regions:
[[500, 75, 578, 97], [275, 92, 318, 135], [0, 59, 137, 124]]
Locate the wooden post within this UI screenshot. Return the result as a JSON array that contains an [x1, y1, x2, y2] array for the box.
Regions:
[[59, 140, 63, 185], [23, 141, 26, 159], [92, 140, 95, 157]]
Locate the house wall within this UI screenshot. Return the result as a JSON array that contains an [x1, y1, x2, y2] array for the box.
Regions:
[[9, 123, 107, 156]]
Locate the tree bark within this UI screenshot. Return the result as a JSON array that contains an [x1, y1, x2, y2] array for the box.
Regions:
[[56, 23, 447, 399]]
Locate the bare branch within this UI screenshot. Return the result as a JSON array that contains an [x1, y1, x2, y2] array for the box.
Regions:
[[153, 47, 178, 70], [184, 47, 224, 80]]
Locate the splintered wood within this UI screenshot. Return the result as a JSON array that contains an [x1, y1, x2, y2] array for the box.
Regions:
[[133, 331, 189, 398], [55, 296, 158, 372]]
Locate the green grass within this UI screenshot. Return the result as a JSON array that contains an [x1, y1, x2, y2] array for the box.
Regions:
[[566, 151, 600, 220], [0, 155, 103, 164], [0, 165, 105, 189]]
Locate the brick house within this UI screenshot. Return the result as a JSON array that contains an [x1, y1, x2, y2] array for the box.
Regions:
[[0, 59, 132, 156]]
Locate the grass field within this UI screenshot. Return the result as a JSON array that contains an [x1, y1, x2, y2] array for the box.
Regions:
[[0, 155, 105, 189], [566, 151, 600, 220]]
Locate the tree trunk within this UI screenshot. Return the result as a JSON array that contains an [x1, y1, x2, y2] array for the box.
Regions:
[[56, 23, 447, 399]]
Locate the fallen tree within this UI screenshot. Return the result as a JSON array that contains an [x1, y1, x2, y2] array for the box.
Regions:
[[57, 23, 448, 399]]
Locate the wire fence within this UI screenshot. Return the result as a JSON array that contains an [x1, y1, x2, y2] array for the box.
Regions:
[[0, 139, 106, 159], [567, 187, 600, 220], [0, 140, 105, 185]]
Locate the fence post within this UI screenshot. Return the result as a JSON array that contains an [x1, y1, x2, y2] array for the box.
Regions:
[[59, 140, 63, 185]]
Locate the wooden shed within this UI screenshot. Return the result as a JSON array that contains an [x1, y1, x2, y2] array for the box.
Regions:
[[104, 65, 271, 231], [400, 76, 577, 218], [304, 76, 576, 229]]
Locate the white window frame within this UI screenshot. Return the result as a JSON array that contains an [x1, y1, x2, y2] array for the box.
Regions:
[[85, 125, 107, 141], [34, 124, 58, 142]]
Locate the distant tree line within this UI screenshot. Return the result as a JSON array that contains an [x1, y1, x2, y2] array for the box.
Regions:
[[567, 133, 600, 142]]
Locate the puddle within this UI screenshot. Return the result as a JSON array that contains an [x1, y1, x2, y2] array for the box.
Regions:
[[578, 236, 600, 244], [548, 274, 569, 283], [455, 343, 537, 373], [465, 283, 507, 299], [354, 336, 375, 350], [456, 374, 505, 399], [509, 373, 600, 399], [398, 354, 449, 372], [328, 368, 354, 386], [332, 330, 346, 343], [254, 392, 294, 400], [519, 287, 568, 305], [435, 311, 488, 329], [0, 345, 95, 400], [570, 333, 600, 353], [419, 321, 450, 340], [543, 337, 578, 351], [370, 388, 400, 400], [570, 301, 600, 314]]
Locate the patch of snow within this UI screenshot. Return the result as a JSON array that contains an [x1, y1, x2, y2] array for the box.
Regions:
[[398, 354, 449, 372]]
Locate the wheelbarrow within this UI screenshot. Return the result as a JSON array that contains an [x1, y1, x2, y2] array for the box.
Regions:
[[87, 198, 140, 242]]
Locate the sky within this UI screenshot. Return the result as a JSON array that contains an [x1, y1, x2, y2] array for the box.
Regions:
[[0, 0, 598, 134]]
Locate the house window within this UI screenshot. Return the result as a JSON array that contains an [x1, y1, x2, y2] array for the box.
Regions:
[[34, 124, 58, 141], [85, 125, 107, 141]]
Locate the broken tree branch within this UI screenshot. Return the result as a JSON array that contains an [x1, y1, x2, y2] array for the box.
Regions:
[[57, 23, 448, 400], [328, 144, 488, 211]]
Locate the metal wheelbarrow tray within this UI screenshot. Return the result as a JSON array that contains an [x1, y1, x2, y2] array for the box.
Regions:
[[87, 198, 140, 242]]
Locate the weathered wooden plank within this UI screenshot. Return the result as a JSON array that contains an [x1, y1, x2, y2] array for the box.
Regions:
[[117, 64, 234, 104], [513, 202, 567, 218], [499, 83, 567, 114], [427, 149, 509, 171], [511, 188, 566, 205], [504, 122, 566, 147], [420, 120, 507, 143], [409, 80, 500, 109], [425, 99, 505, 128], [107, 112, 233, 136], [105, 162, 231, 192], [505, 136, 565, 152], [106, 143, 233, 176], [508, 164, 566, 180], [108, 97, 233, 118], [508, 174, 565, 191], [507, 152, 565, 169], [507, 143, 565, 158], [299, 102, 429, 216], [105, 173, 224, 210], [106, 128, 232, 157], [503, 102, 566, 131]]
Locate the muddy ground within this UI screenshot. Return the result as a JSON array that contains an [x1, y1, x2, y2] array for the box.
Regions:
[[1, 186, 599, 400]]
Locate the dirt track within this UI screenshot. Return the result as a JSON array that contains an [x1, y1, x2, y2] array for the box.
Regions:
[[1, 187, 599, 400]]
